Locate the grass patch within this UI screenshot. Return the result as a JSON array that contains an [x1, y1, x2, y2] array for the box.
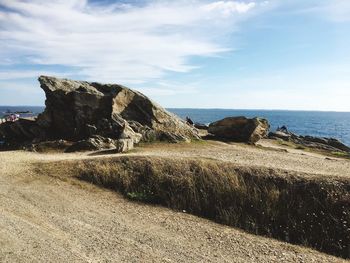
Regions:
[[38, 156, 350, 259], [126, 189, 155, 202], [331, 151, 350, 158], [295, 145, 306, 150]]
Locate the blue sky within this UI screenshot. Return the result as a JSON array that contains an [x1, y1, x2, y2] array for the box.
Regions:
[[0, 0, 350, 111]]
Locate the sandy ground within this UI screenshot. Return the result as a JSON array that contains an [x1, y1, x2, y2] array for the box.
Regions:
[[134, 139, 350, 179], [0, 140, 349, 262]]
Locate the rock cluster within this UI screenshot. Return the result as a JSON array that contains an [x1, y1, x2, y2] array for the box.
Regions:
[[208, 116, 270, 143], [0, 76, 199, 152], [269, 127, 350, 153]]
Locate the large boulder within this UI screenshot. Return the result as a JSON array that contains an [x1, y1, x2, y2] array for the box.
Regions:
[[208, 116, 270, 143], [36, 76, 199, 142], [0, 76, 199, 152]]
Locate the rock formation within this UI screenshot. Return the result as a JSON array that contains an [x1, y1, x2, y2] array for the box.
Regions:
[[269, 127, 350, 153], [208, 116, 269, 143], [0, 76, 199, 152]]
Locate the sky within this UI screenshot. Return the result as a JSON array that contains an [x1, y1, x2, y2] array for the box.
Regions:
[[0, 0, 350, 111]]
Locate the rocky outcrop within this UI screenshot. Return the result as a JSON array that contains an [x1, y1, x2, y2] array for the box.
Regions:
[[0, 76, 199, 152], [65, 135, 133, 153], [37, 76, 198, 142], [0, 118, 43, 144], [194, 123, 209, 130], [30, 140, 72, 153], [208, 117, 269, 143], [269, 127, 350, 153]]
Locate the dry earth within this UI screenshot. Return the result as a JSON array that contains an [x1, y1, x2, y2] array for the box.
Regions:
[[135, 139, 350, 179], [0, 140, 349, 262]]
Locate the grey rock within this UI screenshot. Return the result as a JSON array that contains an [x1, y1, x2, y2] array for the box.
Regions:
[[301, 136, 350, 152], [268, 131, 292, 141], [0, 76, 199, 151], [116, 139, 134, 153], [85, 124, 98, 137], [37, 76, 199, 142], [194, 123, 209, 130], [30, 140, 72, 152], [0, 119, 44, 143], [268, 127, 350, 153], [65, 135, 118, 153], [208, 116, 270, 143]]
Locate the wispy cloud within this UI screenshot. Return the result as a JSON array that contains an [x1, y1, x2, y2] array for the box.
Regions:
[[202, 1, 256, 16], [312, 0, 350, 22], [0, 70, 67, 80], [0, 0, 259, 84], [274, 0, 350, 23], [138, 80, 200, 97]]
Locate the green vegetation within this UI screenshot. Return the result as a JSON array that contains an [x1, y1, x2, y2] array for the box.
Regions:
[[331, 151, 350, 158], [127, 189, 155, 202]]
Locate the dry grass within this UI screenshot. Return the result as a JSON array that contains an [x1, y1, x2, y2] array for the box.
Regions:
[[36, 156, 350, 259]]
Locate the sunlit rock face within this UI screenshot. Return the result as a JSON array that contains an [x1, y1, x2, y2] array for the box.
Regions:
[[208, 116, 270, 144], [37, 76, 199, 142], [0, 76, 199, 152]]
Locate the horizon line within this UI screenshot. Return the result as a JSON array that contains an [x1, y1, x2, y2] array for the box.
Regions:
[[1, 105, 350, 113]]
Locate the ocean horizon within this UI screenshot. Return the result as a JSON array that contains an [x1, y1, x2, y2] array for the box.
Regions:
[[1, 106, 350, 146]]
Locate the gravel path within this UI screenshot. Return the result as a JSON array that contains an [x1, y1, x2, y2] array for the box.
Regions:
[[0, 141, 349, 262]]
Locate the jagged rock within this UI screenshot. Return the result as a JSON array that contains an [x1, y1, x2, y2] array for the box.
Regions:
[[156, 131, 190, 143], [0, 76, 199, 151], [65, 135, 118, 153], [117, 118, 142, 144], [37, 76, 199, 142], [301, 136, 350, 152], [115, 139, 134, 153], [194, 123, 209, 130], [208, 116, 270, 143], [268, 127, 350, 153], [85, 124, 98, 137], [65, 136, 134, 153], [0, 118, 44, 143], [30, 140, 72, 152], [268, 131, 293, 141]]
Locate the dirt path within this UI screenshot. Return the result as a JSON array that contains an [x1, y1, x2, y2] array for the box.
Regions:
[[0, 142, 349, 262], [4, 139, 349, 179], [134, 140, 350, 179]]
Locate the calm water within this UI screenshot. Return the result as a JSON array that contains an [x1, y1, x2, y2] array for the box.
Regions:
[[0, 106, 44, 118], [169, 108, 350, 146], [1, 106, 350, 146]]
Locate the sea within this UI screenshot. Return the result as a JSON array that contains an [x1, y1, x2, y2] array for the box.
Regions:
[[1, 106, 350, 146]]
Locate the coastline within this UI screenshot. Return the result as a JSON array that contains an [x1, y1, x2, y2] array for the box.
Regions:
[[3, 106, 350, 146]]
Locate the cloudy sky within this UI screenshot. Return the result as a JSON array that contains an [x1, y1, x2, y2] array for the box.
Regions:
[[0, 0, 349, 111]]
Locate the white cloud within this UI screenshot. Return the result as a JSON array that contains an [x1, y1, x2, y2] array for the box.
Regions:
[[0, 70, 68, 80], [279, 0, 350, 23], [0, 0, 258, 84], [138, 81, 199, 97], [318, 0, 350, 22], [202, 1, 256, 16]]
